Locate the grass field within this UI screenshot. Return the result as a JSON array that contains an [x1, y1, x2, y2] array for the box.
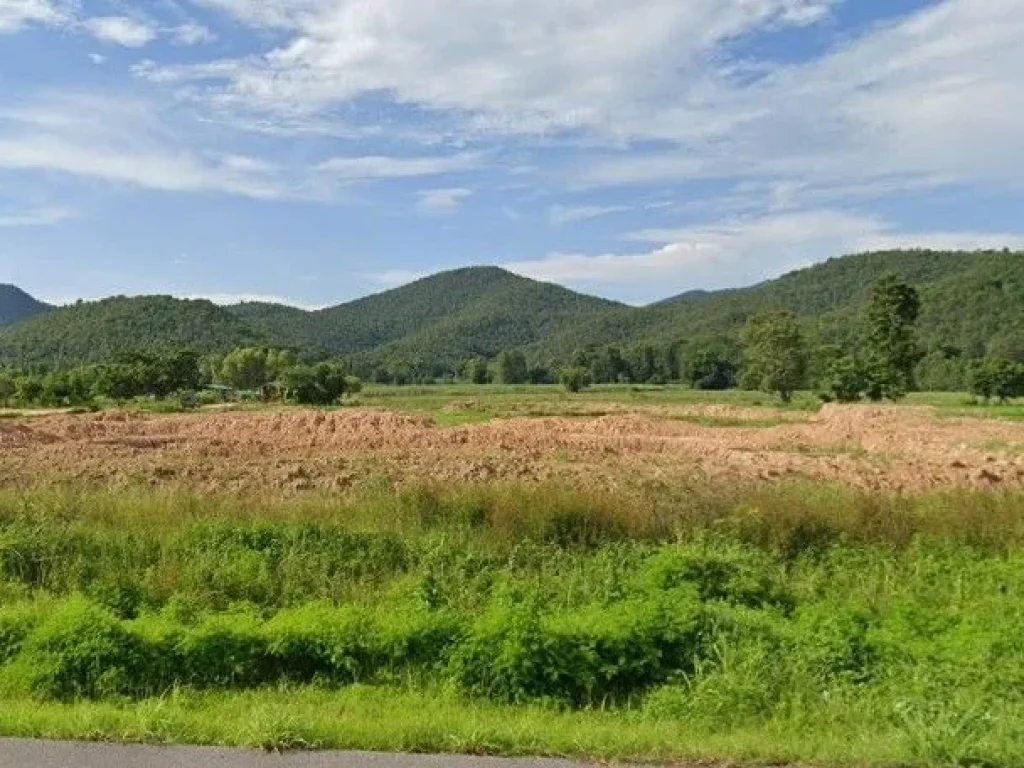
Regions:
[[1, 387, 1023, 765]]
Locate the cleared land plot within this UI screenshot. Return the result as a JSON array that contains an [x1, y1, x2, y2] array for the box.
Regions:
[[1, 401, 1022, 494]]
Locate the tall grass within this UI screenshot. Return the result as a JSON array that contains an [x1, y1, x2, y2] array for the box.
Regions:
[[0, 483, 1023, 764]]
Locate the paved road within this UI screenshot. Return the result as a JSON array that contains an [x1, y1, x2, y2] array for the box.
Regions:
[[0, 740, 617, 768]]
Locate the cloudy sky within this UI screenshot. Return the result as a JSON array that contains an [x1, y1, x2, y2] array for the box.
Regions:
[[1, 0, 1023, 306]]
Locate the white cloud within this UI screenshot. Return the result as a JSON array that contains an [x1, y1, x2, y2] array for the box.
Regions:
[[581, 0, 1024, 196], [549, 204, 630, 226], [172, 21, 216, 45], [83, 15, 157, 47], [505, 210, 1024, 300], [0, 94, 284, 199], [163, 0, 837, 136], [176, 292, 327, 310], [0, 0, 70, 33], [317, 153, 483, 181], [87, 52, 106, 65], [416, 188, 472, 215], [0, 205, 77, 227]]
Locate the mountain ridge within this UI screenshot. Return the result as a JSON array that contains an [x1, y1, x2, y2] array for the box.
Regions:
[[2, 250, 1021, 371], [0, 284, 51, 327]]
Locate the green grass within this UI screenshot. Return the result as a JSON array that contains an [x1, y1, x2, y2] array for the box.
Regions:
[[906, 392, 1024, 421], [0, 483, 1023, 764], [0, 685, 949, 763]]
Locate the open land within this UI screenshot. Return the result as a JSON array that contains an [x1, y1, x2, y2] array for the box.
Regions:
[[0, 387, 1023, 767], [2, 393, 1023, 494]]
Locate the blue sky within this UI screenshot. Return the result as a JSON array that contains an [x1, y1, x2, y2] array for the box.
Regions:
[[1, 0, 1023, 307]]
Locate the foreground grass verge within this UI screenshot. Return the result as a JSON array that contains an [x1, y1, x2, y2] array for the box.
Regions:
[[0, 482, 1022, 765], [0, 685, 917, 763]]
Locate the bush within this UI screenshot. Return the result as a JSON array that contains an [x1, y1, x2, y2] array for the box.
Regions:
[[559, 367, 592, 394], [16, 598, 156, 699], [970, 358, 1024, 403], [451, 593, 704, 705], [640, 544, 793, 611], [826, 356, 866, 403]]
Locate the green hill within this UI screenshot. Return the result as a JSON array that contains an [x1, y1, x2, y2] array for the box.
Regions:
[[0, 295, 264, 366], [532, 249, 1024, 360], [0, 284, 51, 327], [0, 251, 1021, 372], [231, 267, 622, 365]]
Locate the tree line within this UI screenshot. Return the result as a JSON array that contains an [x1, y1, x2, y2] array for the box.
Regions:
[[445, 274, 1024, 403], [0, 347, 362, 408], [1, 274, 1020, 408]]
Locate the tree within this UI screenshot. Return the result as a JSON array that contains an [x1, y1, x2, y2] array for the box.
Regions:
[[92, 363, 146, 401], [630, 344, 658, 383], [15, 375, 43, 405], [497, 350, 528, 384], [528, 364, 554, 385], [560, 367, 592, 394], [825, 356, 866, 403], [0, 372, 15, 407], [741, 311, 809, 403], [863, 274, 922, 401], [267, 349, 299, 378], [279, 362, 355, 405], [970, 359, 1024, 403], [467, 357, 490, 385], [151, 349, 204, 397], [683, 336, 740, 391], [220, 348, 271, 391], [590, 346, 628, 384]]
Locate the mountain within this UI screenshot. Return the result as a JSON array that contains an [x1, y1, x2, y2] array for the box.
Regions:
[[0, 295, 263, 366], [0, 250, 1021, 371], [531, 249, 1024, 360], [0, 285, 51, 327], [231, 267, 622, 365]]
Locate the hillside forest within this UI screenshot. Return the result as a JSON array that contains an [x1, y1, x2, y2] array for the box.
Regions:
[[0, 249, 1022, 406]]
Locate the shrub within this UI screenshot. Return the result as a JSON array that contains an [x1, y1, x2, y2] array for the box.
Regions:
[[640, 544, 793, 611], [451, 592, 704, 705], [175, 610, 270, 688], [826, 356, 866, 403], [16, 597, 156, 699], [559, 367, 592, 394]]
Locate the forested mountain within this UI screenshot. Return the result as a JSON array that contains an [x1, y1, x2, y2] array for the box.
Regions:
[[0, 284, 51, 327], [531, 249, 1024, 360], [0, 296, 263, 366], [231, 267, 621, 360], [0, 250, 1021, 371]]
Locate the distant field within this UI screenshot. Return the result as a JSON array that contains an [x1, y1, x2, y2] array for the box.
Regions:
[[0, 391, 1022, 765]]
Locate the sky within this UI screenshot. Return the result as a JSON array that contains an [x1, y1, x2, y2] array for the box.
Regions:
[[1, 0, 1024, 308]]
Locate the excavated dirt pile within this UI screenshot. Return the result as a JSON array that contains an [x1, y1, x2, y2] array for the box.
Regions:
[[1, 405, 1022, 493]]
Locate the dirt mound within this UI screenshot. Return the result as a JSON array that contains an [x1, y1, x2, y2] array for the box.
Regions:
[[0, 404, 1022, 494]]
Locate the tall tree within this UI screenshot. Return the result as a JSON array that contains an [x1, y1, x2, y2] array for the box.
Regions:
[[863, 274, 922, 401], [741, 311, 809, 404], [497, 350, 529, 384], [220, 347, 271, 391], [466, 357, 490, 385]]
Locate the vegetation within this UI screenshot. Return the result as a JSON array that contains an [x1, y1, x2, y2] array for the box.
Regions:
[[0, 285, 50, 327], [0, 483, 1021, 764], [0, 296, 261, 366], [2, 251, 1022, 391], [862, 274, 923, 401], [970, 359, 1024, 403], [559, 366, 592, 393], [0, 346, 361, 409], [741, 311, 808, 403]]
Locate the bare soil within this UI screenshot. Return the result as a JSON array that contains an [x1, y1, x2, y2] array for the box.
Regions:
[[1, 404, 1022, 494]]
